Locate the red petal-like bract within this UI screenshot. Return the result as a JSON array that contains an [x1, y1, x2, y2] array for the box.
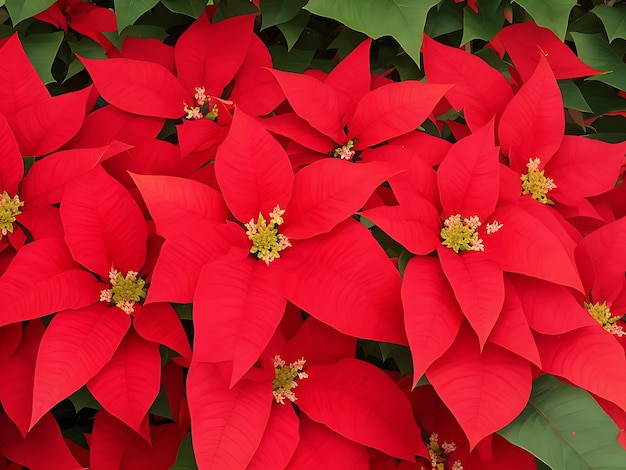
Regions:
[[248, 404, 299, 469], [286, 317, 357, 366], [284, 159, 403, 240], [187, 361, 272, 469], [437, 119, 500, 221], [31, 304, 131, 430], [61, 165, 148, 278], [193, 255, 286, 385], [272, 219, 407, 345], [132, 303, 192, 360], [422, 34, 513, 131], [349, 81, 450, 149], [402, 256, 464, 383], [286, 415, 370, 469], [0, 413, 84, 470], [495, 21, 601, 81], [498, 55, 564, 172], [0, 238, 101, 327], [216, 110, 293, 223], [80, 56, 188, 118], [297, 358, 426, 460], [88, 329, 161, 437], [427, 325, 532, 449], [0, 114, 23, 195]]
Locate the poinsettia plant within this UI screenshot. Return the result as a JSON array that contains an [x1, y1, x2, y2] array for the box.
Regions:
[[0, 1, 625, 469]]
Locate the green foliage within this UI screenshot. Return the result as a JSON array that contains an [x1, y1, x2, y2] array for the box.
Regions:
[[558, 79, 593, 113], [591, 5, 626, 43], [461, 0, 504, 44], [172, 434, 199, 470], [115, 0, 160, 32], [260, 0, 307, 30], [499, 375, 626, 470], [276, 10, 310, 50], [161, 0, 207, 18], [513, 0, 577, 40], [305, 0, 440, 65], [4, 0, 55, 25], [21, 31, 63, 84], [570, 32, 626, 92]]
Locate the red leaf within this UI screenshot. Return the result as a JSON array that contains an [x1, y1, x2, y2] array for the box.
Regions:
[[61, 166, 148, 278], [287, 317, 357, 367], [193, 255, 286, 386], [187, 361, 272, 469], [297, 358, 426, 460], [286, 415, 370, 469], [0, 413, 85, 470], [261, 113, 337, 154], [422, 35, 513, 131], [0, 34, 49, 120], [131, 173, 228, 238], [350, 81, 450, 149], [133, 303, 191, 360], [498, 55, 564, 172], [495, 22, 601, 81], [0, 114, 23, 194], [31, 304, 131, 430], [117, 37, 176, 73], [0, 238, 101, 327], [427, 325, 532, 449], [215, 110, 294, 223], [80, 56, 188, 118], [10, 86, 92, 156], [389, 130, 453, 167], [284, 159, 403, 240], [273, 219, 407, 345], [438, 247, 505, 348], [535, 326, 626, 413], [437, 119, 500, 221], [88, 329, 161, 437], [248, 404, 299, 469], [402, 257, 464, 383], [175, 14, 254, 97]]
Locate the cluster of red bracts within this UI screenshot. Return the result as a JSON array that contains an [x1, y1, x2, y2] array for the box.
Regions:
[[0, 6, 624, 470]]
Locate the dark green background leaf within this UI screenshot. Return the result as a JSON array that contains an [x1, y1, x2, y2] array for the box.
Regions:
[[260, 0, 307, 30], [21, 31, 63, 84], [5, 0, 55, 25], [571, 32, 626, 92], [591, 5, 626, 43], [115, 0, 160, 32], [512, 0, 577, 40]]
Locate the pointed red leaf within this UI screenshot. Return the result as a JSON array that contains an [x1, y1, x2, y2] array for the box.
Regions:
[[438, 247, 505, 348], [133, 303, 191, 360], [187, 361, 272, 469], [0, 238, 101, 327], [496, 22, 601, 81], [0, 34, 49, 120], [31, 304, 131, 430], [284, 159, 403, 240], [350, 81, 450, 149], [261, 113, 337, 154], [274, 219, 407, 345], [0, 114, 23, 194], [116, 36, 176, 73], [390, 129, 453, 167], [80, 57, 188, 118], [297, 358, 426, 460], [215, 110, 293, 223], [61, 165, 148, 278], [175, 14, 254, 97], [535, 326, 626, 413], [286, 416, 370, 470], [361, 198, 440, 255], [248, 404, 299, 469], [269, 69, 345, 143], [193, 255, 286, 385], [402, 256, 464, 382], [427, 325, 532, 449], [88, 329, 161, 436], [437, 119, 500, 221], [498, 55, 564, 172], [423, 35, 513, 131]]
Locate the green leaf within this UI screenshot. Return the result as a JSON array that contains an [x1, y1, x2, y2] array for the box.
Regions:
[[499, 375, 626, 470], [424, 0, 464, 39], [65, 37, 107, 82], [571, 32, 626, 92], [260, 0, 307, 30], [268, 45, 314, 73], [172, 434, 198, 470], [591, 5, 626, 43], [5, 0, 55, 25], [173, 303, 193, 321], [305, 0, 440, 66], [148, 385, 173, 419], [21, 31, 63, 85], [461, 0, 504, 44], [580, 81, 626, 115], [558, 79, 593, 113], [277, 10, 311, 51], [328, 27, 369, 61], [212, 0, 259, 22], [69, 386, 101, 412], [103, 25, 168, 51], [379, 343, 413, 377], [115, 0, 160, 32], [512, 0, 577, 40], [160, 0, 207, 18]]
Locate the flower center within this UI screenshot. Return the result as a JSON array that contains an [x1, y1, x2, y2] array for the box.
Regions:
[[426, 433, 462, 470], [272, 355, 307, 404], [245, 205, 291, 265], [332, 139, 356, 161], [585, 301, 624, 337], [99, 268, 147, 315], [0, 191, 24, 238], [520, 158, 556, 204], [183, 86, 220, 121], [440, 214, 484, 253]]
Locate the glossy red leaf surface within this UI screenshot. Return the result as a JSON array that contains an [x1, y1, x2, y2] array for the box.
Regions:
[[0, 114, 23, 194], [248, 404, 299, 470], [132, 303, 191, 360]]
